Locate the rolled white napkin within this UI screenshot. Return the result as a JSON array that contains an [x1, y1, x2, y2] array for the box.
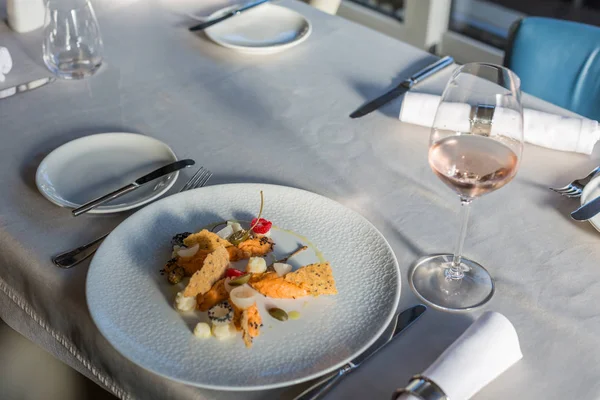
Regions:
[[400, 92, 600, 155], [397, 311, 522, 400], [0, 47, 13, 83]]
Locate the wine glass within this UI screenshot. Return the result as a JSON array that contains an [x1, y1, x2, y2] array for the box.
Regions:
[[43, 0, 104, 79], [410, 63, 524, 311]]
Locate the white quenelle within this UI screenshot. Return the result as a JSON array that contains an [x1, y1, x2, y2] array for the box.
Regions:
[[193, 322, 211, 339], [246, 257, 267, 274], [174, 292, 196, 312], [212, 323, 236, 340]]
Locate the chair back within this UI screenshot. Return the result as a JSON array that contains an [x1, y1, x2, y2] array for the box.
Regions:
[[504, 17, 600, 120]]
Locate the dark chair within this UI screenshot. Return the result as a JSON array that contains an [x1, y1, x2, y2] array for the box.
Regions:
[[504, 17, 600, 120]]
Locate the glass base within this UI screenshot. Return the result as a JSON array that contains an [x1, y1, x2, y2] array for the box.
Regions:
[[409, 254, 494, 312], [44, 56, 102, 80]]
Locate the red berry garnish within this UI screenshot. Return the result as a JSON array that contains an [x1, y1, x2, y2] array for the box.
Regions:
[[225, 268, 244, 278], [251, 218, 272, 234]]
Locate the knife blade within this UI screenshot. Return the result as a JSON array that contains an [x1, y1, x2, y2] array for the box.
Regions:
[[350, 56, 454, 118], [293, 304, 427, 400], [571, 195, 600, 221], [0, 76, 55, 99], [72, 159, 195, 216], [189, 0, 269, 32]]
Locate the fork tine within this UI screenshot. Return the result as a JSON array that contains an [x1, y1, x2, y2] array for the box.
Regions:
[[551, 187, 574, 195], [190, 169, 210, 190], [182, 167, 212, 192], [562, 187, 580, 195], [194, 171, 212, 189], [550, 185, 571, 192], [551, 166, 600, 196], [179, 168, 204, 193], [187, 169, 206, 190], [557, 185, 577, 193], [565, 188, 583, 197]]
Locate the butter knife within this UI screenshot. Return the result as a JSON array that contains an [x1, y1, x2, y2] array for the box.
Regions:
[[0, 76, 55, 99], [571, 195, 600, 221], [72, 159, 195, 216], [293, 304, 427, 400], [350, 56, 454, 118], [189, 0, 269, 32]]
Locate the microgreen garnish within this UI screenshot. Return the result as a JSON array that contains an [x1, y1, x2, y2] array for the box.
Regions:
[[228, 191, 264, 245]]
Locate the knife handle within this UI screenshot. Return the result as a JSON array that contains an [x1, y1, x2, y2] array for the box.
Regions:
[[72, 183, 138, 216], [52, 233, 108, 268], [410, 56, 454, 86], [189, 11, 234, 31], [293, 365, 352, 400]]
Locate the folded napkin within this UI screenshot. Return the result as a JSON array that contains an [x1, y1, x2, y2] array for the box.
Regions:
[[0, 47, 13, 82], [397, 311, 522, 400], [400, 92, 600, 155]]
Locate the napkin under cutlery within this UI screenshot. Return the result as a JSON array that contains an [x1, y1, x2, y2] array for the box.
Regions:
[[400, 92, 600, 155], [0, 47, 13, 82], [395, 311, 522, 400]]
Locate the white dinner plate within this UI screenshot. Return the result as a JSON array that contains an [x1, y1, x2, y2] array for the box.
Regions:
[[36, 133, 179, 214], [87, 183, 401, 390], [204, 3, 312, 54], [581, 174, 600, 232]]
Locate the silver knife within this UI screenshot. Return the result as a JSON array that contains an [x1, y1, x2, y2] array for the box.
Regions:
[[0, 76, 55, 99], [350, 56, 454, 118], [293, 304, 427, 400], [571, 195, 600, 221], [189, 0, 269, 32], [72, 159, 195, 216]]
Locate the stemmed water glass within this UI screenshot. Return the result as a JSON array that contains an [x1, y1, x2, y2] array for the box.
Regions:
[[410, 63, 524, 311]]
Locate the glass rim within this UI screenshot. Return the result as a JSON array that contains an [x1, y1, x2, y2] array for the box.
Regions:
[[451, 62, 521, 92], [46, 0, 93, 11]]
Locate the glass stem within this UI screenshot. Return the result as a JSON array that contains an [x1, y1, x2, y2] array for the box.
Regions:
[[447, 198, 472, 280]]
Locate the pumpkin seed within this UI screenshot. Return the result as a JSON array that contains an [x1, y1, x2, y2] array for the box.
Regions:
[[268, 307, 288, 321], [228, 274, 250, 286]]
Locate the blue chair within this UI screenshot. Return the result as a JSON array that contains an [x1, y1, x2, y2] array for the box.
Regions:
[[504, 17, 600, 121]]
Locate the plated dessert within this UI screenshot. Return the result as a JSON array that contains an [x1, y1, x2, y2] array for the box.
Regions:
[[161, 192, 337, 348]]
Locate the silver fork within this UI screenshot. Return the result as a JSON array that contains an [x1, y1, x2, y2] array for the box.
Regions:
[[52, 167, 212, 269], [550, 166, 600, 198]]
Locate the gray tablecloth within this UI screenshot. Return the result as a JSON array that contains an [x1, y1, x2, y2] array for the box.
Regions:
[[1, 0, 599, 399]]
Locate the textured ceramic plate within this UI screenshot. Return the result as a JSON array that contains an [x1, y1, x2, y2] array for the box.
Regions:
[[35, 133, 179, 214], [87, 184, 400, 390], [581, 175, 600, 232], [204, 3, 311, 55]]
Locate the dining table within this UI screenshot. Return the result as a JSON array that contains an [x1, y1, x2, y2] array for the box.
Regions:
[[1, 0, 599, 399]]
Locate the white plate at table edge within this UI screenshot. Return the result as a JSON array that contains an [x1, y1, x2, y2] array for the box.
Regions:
[[35, 133, 179, 214], [581, 174, 600, 232], [203, 3, 312, 55], [86, 183, 401, 391]]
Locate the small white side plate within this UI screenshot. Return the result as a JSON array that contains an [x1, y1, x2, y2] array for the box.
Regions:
[[581, 175, 600, 232], [36, 133, 179, 214], [204, 3, 312, 54]]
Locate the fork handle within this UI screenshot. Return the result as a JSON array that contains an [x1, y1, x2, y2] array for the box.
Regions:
[[52, 233, 109, 269], [293, 365, 352, 400]]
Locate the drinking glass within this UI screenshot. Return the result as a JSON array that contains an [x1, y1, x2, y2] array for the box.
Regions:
[[410, 63, 524, 311], [43, 0, 103, 79]]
